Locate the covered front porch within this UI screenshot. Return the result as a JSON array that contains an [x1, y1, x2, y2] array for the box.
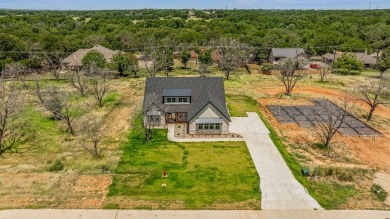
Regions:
[[165, 112, 187, 123]]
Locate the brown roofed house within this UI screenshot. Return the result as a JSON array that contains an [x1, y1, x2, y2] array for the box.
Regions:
[[322, 52, 377, 67], [62, 45, 118, 70]]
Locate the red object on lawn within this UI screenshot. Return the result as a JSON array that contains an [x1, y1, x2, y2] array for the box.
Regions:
[[310, 63, 320, 69], [163, 170, 167, 176]]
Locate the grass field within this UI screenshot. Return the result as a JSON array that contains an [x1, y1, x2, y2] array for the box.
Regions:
[[105, 117, 260, 209]]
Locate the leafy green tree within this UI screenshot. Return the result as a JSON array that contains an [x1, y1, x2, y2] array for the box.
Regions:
[[112, 52, 138, 77], [82, 50, 106, 69], [197, 49, 213, 76], [180, 50, 191, 69], [260, 63, 274, 74], [334, 53, 364, 74], [376, 48, 390, 78]]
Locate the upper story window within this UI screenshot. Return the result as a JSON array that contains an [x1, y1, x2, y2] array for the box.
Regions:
[[164, 97, 190, 104], [162, 89, 191, 104]]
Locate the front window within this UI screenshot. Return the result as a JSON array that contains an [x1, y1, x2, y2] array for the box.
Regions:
[[197, 124, 221, 130], [149, 115, 160, 122]]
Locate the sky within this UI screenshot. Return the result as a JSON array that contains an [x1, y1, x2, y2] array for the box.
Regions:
[[0, 0, 389, 10]]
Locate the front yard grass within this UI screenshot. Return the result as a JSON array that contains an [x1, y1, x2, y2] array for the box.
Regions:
[[226, 94, 359, 209], [106, 117, 260, 209]]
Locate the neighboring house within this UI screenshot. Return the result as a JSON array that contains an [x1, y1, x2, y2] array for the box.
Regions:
[[269, 48, 306, 65], [143, 77, 231, 135], [322, 52, 377, 67], [62, 45, 118, 70]]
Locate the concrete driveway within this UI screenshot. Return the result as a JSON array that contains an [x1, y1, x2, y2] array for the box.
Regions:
[[230, 112, 322, 210]]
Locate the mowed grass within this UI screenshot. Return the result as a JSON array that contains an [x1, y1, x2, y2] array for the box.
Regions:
[[226, 94, 359, 209], [107, 117, 260, 209]]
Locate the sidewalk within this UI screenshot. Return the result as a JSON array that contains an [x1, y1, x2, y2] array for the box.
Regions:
[[0, 209, 389, 219]]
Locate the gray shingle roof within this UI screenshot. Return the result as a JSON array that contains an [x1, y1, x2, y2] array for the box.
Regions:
[[271, 48, 305, 58], [162, 88, 192, 97], [144, 77, 230, 122]]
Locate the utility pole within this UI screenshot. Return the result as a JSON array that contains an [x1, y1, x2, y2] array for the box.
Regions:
[[331, 46, 337, 74]]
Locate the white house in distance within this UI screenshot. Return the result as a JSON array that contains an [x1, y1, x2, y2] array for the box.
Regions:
[[269, 48, 306, 65], [143, 77, 231, 135]]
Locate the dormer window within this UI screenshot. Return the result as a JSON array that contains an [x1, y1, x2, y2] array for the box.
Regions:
[[163, 88, 191, 104], [178, 97, 188, 103], [164, 97, 190, 104], [166, 97, 174, 103]]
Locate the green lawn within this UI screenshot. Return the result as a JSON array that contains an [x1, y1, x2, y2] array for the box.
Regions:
[[226, 94, 359, 209], [107, 117, 260, 209]]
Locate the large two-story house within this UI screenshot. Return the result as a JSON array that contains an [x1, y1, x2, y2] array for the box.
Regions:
[[143, 77, 231, 135]]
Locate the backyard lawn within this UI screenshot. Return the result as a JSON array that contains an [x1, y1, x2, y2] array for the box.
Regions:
[[106, 117, 260, 209]]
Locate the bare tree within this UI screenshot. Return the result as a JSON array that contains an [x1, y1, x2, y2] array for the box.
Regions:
[[142, 38, 164, 77], [33, 74, 45, 105], [88, 71, 110, 108], [277, 57, 306, 95], [214, 38, 250, 80], [69, 69, 88, 96], [37, 86, 82, 135], [318, 65, 331, 83], [314, 98, 350, 154], [198, 63, 210, 77], [357, 77, 390, 121], [0, 80, 27, 157], [61, 97, 82, 136], [80, 117, 103, 158], [44, 52, 65, 81], [2, 63, 29, 87], [141, 93, 163, 141], [85, 61, 100, 77]]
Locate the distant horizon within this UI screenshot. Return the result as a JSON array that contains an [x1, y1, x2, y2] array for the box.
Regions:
[[2, 8, 390, 11], [0, 0, 389, 11]]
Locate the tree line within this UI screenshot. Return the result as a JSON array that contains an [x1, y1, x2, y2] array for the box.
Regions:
[[2, 9, 390, 72]]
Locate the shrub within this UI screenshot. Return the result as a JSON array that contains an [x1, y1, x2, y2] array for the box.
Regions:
[[261, 62, 274, 72], [48, 160, 64, 171], [371, 184, 388, 202]]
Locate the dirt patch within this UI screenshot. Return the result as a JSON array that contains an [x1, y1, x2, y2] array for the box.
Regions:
[[103, 197, 185, 209], [340, 178, 389, 210], [258, 85, 390, 171], [208, 199, 260, 210], [0, 173, 112, 209], [374, 172, 390, 206]]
